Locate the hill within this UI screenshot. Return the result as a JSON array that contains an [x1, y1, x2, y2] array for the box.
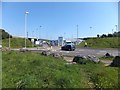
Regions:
[[0, 29, 12, 39], [2, 37, 33, 48], [78, 37, 120, 48]]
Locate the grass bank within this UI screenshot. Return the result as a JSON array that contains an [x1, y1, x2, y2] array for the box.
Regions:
[[78, 37, 120, 48], [2, 51, 118, 88], [2, 38, 33, 48]]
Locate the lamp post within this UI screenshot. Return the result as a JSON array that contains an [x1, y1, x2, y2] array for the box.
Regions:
[[112, 29, 114, 34], [115, 25, 117, 32], [90, 26, 92, 31], [25, 11, 29, 48], [9, 33, 10, 48], [39, 26, 42, 39], [32, 30, 34, 47], [77, 25, 78, 44]]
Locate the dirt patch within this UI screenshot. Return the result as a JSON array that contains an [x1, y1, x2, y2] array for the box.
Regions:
[[63, 56, 74, 62], [100, 60, 112, 66]]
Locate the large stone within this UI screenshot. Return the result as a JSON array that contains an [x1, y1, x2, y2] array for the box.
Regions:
[[50, 52, 63, 58], [72, 55, 100, 64], [87, 55, 100, 63], [19, 48, 28, 52], [1, 47, 11, 51], [110, 56, 120, 67], [41, 50, 51, 56], [72, 55, 92, 64], [105, 53, 111, 57]]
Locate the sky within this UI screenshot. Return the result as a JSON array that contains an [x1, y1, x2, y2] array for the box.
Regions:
[[2, 2, 118, 40]]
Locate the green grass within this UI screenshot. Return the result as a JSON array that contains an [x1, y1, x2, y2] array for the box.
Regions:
[[2, 51, 118, 88], [78, 37, 120, 48], [2, 38, 33, 48], [98, 56, 114, 61]]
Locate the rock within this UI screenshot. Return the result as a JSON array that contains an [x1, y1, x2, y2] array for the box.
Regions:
[[110, 56, 120, 67], [104, 53, 112, 57], [41, 50, 51, 56], [72, 55, 91, 64], [72, 55, 100, 64], [50, 52, 63, 58], [19, 48, 28, 52], [87, 55, 100, 63], [1, 47, 11, 51]]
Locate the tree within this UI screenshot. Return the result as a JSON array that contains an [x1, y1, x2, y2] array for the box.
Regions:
[[0, 29, 12, 39], [97, 34, 100, 38], [101, 34, 107, 38], [107, 34, 113, 37]]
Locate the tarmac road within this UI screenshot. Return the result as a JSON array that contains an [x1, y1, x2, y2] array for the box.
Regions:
[[56, 47, 119, 57], [11, 46, 119, 57]]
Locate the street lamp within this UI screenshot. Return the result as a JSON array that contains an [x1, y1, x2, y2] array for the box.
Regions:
[[39, 26, 42, 39], [32, 30, 35, 47], [9, 33, 10, 48], [77, 25, 78, 44], [112, 29, 114, 34], [115, 25, 117, 32], [90, 27, 92, 30], [25, 11, 29, 48]]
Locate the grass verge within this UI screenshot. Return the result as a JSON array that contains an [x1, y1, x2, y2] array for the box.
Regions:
[[78, 37, 120, 48], [2, 38, 33, 48], [2, 51, 119, 88]]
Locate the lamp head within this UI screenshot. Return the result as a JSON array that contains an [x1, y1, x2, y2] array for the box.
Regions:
[[25, 11, 29, 14]]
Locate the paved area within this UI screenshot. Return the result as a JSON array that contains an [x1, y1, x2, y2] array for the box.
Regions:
[[11, 46, 119, 57]]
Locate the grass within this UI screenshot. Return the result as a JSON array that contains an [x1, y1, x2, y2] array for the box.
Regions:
[[2, 37, 33, 48], [78, 37, 120, 48], [98, 56, 114, 61], [2, 51, 119, 88]]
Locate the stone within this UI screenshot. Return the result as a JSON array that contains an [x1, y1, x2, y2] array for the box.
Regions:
[[19, 48, 28, 52], [104, 53, 112, 57], [1, 47, 11, 51], [110, 56, 120, 67], [50, 52, 63, 58], [72, 55, 100, 64], [41, 50, 51, 56], [87, 55, 100, 63], [72, 55, 90, 64]]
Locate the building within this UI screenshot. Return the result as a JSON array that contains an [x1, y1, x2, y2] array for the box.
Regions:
[[58, 37, 64, 46], [65, 38, 83, 45], [50, 40, 58, 46]]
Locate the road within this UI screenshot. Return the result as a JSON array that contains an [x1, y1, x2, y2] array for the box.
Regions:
[[11, 46, 119, 57]]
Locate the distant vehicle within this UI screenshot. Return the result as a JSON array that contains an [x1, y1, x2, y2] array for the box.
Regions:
[[61, 44, 75, 51], [0, 45, 2, 48]]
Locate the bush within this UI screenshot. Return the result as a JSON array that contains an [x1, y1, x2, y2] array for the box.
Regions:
[[0, 29, 12, 39]]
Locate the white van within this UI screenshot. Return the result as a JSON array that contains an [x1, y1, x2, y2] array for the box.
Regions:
[[0, 45, 2, 48]]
